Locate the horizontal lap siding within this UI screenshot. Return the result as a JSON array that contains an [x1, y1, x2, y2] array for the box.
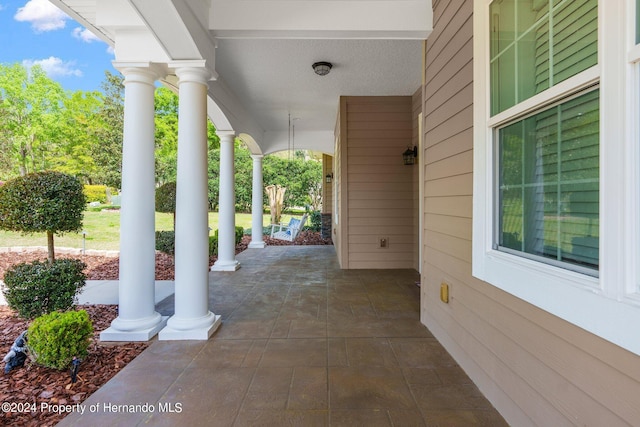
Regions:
[[343, 96, 415, 269], [422, 0, 640, 425]]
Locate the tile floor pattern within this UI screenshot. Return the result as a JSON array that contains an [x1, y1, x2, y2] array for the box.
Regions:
[[58, 246, 508, 427]]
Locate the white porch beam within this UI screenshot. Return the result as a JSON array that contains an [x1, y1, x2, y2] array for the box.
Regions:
[[159, 63, 221, 340], [212, 132, 241, 271], [249, 154, 266, 249], [210, 0, 432, 39], [101, 63, 167, 342]]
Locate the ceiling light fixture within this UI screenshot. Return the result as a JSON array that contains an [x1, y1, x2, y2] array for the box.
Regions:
[[312, 61, 332, 76]]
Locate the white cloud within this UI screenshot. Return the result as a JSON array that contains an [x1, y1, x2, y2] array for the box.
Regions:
[[14, 0, 68, 33], [72, 27, 101, 43], [106, 45, 115, 55], [22, 57, 83, 78]]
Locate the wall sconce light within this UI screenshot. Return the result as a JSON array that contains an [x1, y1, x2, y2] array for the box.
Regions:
[[325, 173, 334, 183], [403, 146, 418, 165]]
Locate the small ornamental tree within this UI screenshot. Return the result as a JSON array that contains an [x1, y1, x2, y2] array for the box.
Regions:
[[0, 171, 86, 263]]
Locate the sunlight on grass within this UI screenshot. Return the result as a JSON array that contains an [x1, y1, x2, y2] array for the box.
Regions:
[[0, 210, 272, 251]]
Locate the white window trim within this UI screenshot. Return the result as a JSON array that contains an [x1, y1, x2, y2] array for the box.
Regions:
[[627, 0, 640, 301], [473, 0, 640, 356]]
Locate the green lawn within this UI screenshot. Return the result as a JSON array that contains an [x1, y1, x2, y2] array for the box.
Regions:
[[0, 210, 274, 251]]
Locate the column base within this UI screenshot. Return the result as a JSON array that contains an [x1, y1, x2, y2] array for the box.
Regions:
[[248, 241, 266, 249], [158, 313, 221, 340], [100, 316, 168, 342], [211, 260, 241, 271]]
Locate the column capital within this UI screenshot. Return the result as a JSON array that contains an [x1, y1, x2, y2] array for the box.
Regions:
[[112, 62, 166, 85], [250, 154, 264, 160], [218, 131, 236, 142], [170, 59, 218, 83]]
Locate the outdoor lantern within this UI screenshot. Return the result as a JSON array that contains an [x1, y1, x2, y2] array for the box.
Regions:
[[403, 146, 418, 165], [312, 62, 333, 76], [325, 173, 333, 183]]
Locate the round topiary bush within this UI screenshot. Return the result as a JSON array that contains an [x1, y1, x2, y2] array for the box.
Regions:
[[2, 259, 87, 319], [27, 310, 93, 370], [0, 171, 86, 263], [155, 182, 176, 214]]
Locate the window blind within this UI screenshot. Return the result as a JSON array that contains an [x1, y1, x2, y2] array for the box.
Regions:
[[499, 89, 599, 271]]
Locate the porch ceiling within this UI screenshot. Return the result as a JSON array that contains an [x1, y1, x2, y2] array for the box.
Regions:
[[215, 38, 423, 155], [51, 0, 429, 155]]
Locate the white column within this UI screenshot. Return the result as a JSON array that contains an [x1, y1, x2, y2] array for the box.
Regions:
[[211, 132, 240, 271], [101, 64, 167, 342], [249, 154, 266, 248], [159, 65, 221, 340]]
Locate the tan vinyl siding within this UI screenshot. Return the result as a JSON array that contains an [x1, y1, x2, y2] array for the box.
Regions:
[[422, 0, 640, 426], [335, 104, 346, 266], [337, 96, 415, 269]]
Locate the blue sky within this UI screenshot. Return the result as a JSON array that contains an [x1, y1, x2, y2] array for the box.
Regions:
[[0, 0, 116, 92]]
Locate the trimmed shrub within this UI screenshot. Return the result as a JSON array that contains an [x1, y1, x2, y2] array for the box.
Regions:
[[308, 211, 322, 232], [83, 185, 107, 204], [209, 226, 243, 256], [28, 310, 93, 370], [235, 226, 244, 245], [156, 228, 240, 257], [209, 235, 218, 256], [155, 230, 175, 255], [3, 259, 86, 319]]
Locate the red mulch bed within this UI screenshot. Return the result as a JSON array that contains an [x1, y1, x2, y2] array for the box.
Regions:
[[0, 232, 332, 426], [0, 305, 147, 427]]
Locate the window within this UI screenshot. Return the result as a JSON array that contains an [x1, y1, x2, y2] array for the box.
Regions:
[[474, 1, 640, 356], [490, 0, 598, 115], [490, 0, 599, 273], [637, 0, 640, 44], [497, 89, 599, 275], [632, 0, 640, 294]]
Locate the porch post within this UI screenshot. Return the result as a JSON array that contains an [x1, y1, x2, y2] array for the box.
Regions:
[[211, 132, 240, 270], [249, 154, 266, 248], [159, 64, 221, 340], [101, 64, 167, 341]]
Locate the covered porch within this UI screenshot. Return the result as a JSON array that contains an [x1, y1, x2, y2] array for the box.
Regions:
[[58, 245, 506, 426]]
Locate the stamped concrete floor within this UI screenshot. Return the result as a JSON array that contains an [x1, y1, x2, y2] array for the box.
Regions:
[[58, 245, 507, 427]]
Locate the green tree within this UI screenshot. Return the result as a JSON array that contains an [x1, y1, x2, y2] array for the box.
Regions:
[[207, 125, 221, 210], [0, 171, 86, 263], [92, 71, 124, 188], [263, 154, 322, 211], [234, 143, 253, 212], [51, 90, 102, 181], [155, 87, 179, 185], [0, 63, 65, 176]]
